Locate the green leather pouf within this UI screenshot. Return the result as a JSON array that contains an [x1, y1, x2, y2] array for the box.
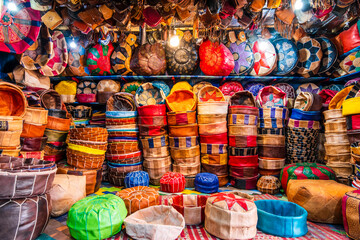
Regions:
[[67, 194, 127, 240]]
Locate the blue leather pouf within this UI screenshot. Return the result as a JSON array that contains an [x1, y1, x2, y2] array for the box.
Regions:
[[194, 173, 219, 193], [255, 200, 308, 238], [124, 171, 150, 188]]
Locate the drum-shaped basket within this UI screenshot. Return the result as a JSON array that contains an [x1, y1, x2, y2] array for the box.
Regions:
[[198, 86, 225, 102], [0, 82, 27, 117], [23, 107, 48, 125]]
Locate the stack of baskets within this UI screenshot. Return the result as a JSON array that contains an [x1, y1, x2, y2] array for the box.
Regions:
[[323, 109, 352, 182], [136, 82, 170, 185], [166, 86, 200, 188], [256, 86, 288, 178], [198, 86, 229, 187], [227, 91, 259, 190], [286, 91, 322, 164], [39, 90, 71, 162], [105, 92, 141, 186], [67, 105, 92, 127], [0, 82, 26, 157], [0, 156, 56, 239]]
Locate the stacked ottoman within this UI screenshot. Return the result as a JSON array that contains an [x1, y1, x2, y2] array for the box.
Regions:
[[198, 86, 229, 186], [227, 91, 259, 190]]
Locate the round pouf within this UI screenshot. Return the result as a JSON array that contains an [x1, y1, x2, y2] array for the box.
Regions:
[[124, 171, 150, 188], [343, 190, 360, 240], [67, 194, 127, 240], [116, 186, 159, 215], [160, 172, 186, 193], [194, 173, 219, 193], [257, 176, 281, 195], [204, 193, 257, 239]]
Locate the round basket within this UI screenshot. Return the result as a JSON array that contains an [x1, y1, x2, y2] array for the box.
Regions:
[[0, 116, 23, 131], [0, 82, 27, 117]]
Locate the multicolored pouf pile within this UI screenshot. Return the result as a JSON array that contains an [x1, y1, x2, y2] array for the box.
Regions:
[[198, 86, 229, 187], [227, 91, 259, 189], [166, 82, 200, 187]]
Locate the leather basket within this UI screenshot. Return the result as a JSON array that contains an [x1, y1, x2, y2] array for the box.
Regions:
[[76, 94, 97, 103], [228, 125, 257, 136], [323, 109, 343, 121], [23, 107, 48, 125], [47, 109, 67, 119], [144, 164, 172, 180], [167, 111, 196, 126], [0, 147, 21, 157], [259, 157, 285, 170], [200, 133, 228, 144], [0, 82, 27, 117], [199, 122, 227, 135], [348, 129, 360, 144], [169, 136, 198, 148], [169, 124, 198, 137], [20, 137, 48, 151], [46, 116, 71, 131], [198, 114, 227, 124], [288, 119, 320, 130], [325, 118, 348, 133], [21, 123, 47, 138], [229, 106, 259, 116], [139, 124, 166, 136], [259, 107, 289, 119], [139, 116, 167, 126], [39, 89, 62, 109], [44, 129, 68, 142], [257, 135, 285, 146], [142, 146, 169, 158], [201, 153, 228, 165], [137, 104, 166, 116], [327, 163, 353, 177], [258, 145, 286, 158], [326, 154, 351, 164], [172, 162, 201, 176], [0, 116, 23, 131], [140, 135, 169, 149], [197, 102, 228, 115], [324, 143, 351, 155], [325, 133, 349, 144], [0, 130, 21, 147], [228, 155, 258, 167], [170, 146, 200, 159], [202, 163, 228, 176], [259, 118, 286, 128], [201, 143, 228, 154], [227, 114, 258, 125], [229, 165, 259, 178], [173, 155, 200, 165], [229, 135, 257, 148]]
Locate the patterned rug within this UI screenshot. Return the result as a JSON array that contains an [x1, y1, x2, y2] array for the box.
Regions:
[[41, 183, 350, 240]]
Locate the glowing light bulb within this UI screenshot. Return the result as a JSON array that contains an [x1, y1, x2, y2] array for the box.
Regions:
[[7, 2, 17, 11], [169, 35, 180, 47], [294, 0, 303, 10], [70, 41, 77, 49]]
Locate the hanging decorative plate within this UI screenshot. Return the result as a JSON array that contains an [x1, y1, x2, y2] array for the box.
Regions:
[[340, 50, 360, 74], [87, 42, 115, 76], [0, 0, 41, 54], [219, 81, 244, 98], [244, 82, 266, 96], [20, 25, 53, 70], [316, 37, 338, 77], [39, 31, 68, 77], [110, 34, 137, 76], [121, 81, 141, 95], [296, 83, 320, 95], [296, 37, 323, 77], [272, 38, 298, 75], [66, 37, 89, 76], [135, 82, 166, 106], [193, 81, 212, 96], [152, 81, 170, 96], [228, 41, 254, 75], [166, 40, 199, 75], [274, 83, 295, 99], [250, 38, 277, 76]]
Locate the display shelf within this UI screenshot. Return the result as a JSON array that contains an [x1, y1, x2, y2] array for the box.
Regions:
[[64, 102, 105, 105], [329, 71, 360, 83], [339, 45, 360, 60], [51, 75, 330, 85]]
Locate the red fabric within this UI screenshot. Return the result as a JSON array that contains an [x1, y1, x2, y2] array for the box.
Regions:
[[199, 40, 234, 76], [348, 114, 360, 130], [160, 172, 186, 193], [138, 116, 167, 125], [137, 104, 166, 116], [340, 21, 360, 53], [319, 89, 338, 105]]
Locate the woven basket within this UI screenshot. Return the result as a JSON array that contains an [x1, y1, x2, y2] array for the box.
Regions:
[[347, 129, 360, 144], [325, 133, 349, 144], [170, 146, 200, 159], [198, 114, 227, 124], [323, 109, 343, 121], [259, 157, 285, 170], [107, 141, 139, 153], [352, 153, 360, 164], [326, 163, 353, 177], [0, 147, 21, 157], [228, 125, 257, 136], [326, 154, 351, 164], [0, 82, 27, 117], [325, 118, 347, 133], [0, 116, 23, 131], [169, 124, 198, 137], [106, 152, 142, 164], [199, 122, 227, 135], [69, 127, 108, 142], [68, 139, 108, 151], [66, 148, 105, 169], [257, 135, 285, 146], [0, 130, 21, 147], [324, 143, 351, 154], [23, 107, 48, 125], [197, 102, 228, 115]]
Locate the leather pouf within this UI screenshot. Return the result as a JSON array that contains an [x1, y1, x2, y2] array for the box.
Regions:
[[160, 172, 186, 193], [86, 43, 115, 76], [172, 195, 208, 225], [124, 171, 150, 188], [287, 180, 355, 224], [49, 174, 86, 217], [0, 194, 51, 240], [67, 194, 127, 240], [130, 43, 166, 76], [280, 163, 336, 192], [166, 39, 199, 75], [257, 176, 281, 195], [194, 173, 219, 193], [342, 190, 360, 240], [199, 40, 234, 76], [116, 186, 159, 215], [204, 193, 257, 239]]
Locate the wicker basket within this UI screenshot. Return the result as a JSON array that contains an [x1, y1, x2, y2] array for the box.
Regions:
[[0, 116, 23, 131], [324, 143, 351, 155], [66, 148, 105, 169], [325, 118, 347, 133], [326, 154, 351, 164], [326, 163, 353, 177], [68, 139, 108, 151], [69, 127, 108, 142], [325, 133, 349, 144]]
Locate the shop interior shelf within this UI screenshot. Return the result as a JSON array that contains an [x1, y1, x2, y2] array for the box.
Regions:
[[329, 71, 360, 83], [339, 45, 360, 60], [64, 102, 105, 105]]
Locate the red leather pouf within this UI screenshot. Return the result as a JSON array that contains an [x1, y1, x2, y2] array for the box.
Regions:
[[160, 172, 186, 193]]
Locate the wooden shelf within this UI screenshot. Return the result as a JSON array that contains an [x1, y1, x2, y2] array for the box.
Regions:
[[339, 45, 360, 60]]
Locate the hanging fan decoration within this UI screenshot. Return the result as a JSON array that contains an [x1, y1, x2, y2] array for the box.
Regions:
[[0, 0, 41, 54], [87, 42, 115, 76]]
